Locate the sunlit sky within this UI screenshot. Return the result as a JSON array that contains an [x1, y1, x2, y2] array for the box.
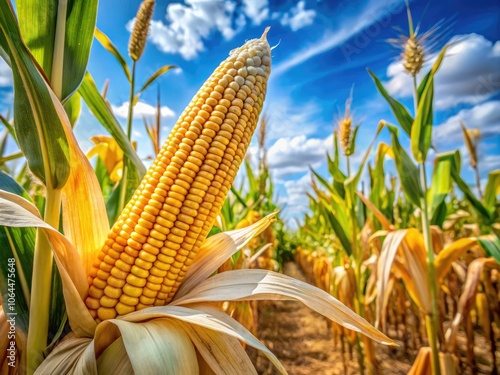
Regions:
[[1, 0, 499, 226]]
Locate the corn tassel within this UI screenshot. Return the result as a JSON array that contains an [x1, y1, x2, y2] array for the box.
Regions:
[[128, 0, 155, 61], [85, 29, 272, 321]]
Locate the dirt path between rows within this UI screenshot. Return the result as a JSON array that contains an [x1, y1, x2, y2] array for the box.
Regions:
[[246, 262, 500, 374], [246, 262, 412, 374]]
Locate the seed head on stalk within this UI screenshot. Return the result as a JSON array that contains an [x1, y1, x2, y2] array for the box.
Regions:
[[128, 0, 155, 61], [388, 4, 451, 78], [402, 34, 425, 76], [337, 91, 355, 156], [338, 118, 352, 156]]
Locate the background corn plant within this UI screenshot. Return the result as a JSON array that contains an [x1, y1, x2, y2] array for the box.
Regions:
[[295, 6, 500, 375]]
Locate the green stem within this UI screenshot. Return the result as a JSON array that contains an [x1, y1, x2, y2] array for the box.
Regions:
[[26, 3, 67, 367], [27, 188, 61, 374], [420, 163, 442, 375], [0, 151, 23, 163], [51, 0, 68, 98], [118, 60, 137, 213], [346, 154, 365, 374], [473, 164, 483, 199], [413, 72, 441, 375], [412, 75, 419, 116]]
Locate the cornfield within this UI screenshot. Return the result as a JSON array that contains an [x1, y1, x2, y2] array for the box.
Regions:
[[0, 1, 498, 375]]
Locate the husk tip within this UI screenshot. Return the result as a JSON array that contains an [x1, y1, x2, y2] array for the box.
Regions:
[[261, 27, 271, 41]]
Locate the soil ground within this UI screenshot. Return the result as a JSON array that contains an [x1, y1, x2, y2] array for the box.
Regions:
[[246, 262, 500, 375]]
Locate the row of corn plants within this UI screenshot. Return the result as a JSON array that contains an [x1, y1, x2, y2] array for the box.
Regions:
[[296, 7, 499, 375], [0, 0, 394, 374]]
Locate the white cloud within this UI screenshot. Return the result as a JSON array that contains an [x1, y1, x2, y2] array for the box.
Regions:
[[386, 34, 500, 110], [132, 130, 144, 138], [241, 0, 269, 25], [478, 154, 500, 171], [0, 90, 13, 106], [433, 100, 500, 146], [282, 173, 313, 218], [280, 1, 316, 31], [267, 134, 332, 178], [142, 0, 244, 60], [112, 101, 175, 119], [273, 0, 406, 76], [172, 67, 184, 75], [0, 59, 12, 87], [457, 143, 500, 183], [266, 97, 322, 141]]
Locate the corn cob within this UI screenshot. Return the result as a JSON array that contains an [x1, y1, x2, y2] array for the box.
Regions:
[[85, 29, 272, 321]]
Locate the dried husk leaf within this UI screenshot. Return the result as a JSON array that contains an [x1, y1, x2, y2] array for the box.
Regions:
[[171, 270, 394, 345], [179, 322, 258, 375], [444, 257, 500, 351], [106, 319, 198, 374], [176, 213, 278, 299], [434, 237, 478, 283], [96, 338, 133, 375], [407, 347, 457, 375], [119, 304, 287, 374], [33, 334, 93, 375], [0, 191, 97, 337]]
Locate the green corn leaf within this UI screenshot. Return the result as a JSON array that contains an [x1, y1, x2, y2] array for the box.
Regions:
[[105, 158, 141, 225], [138, 65, 177, 95], [430, 200, 447, 227], [368, 69, 414, 136], [79, 72, 146, 178], [411, 45, 450, 162], [333, 180, 346, 199], [322, 205, 352, 257], [344, 122, 384, 215], [428, 151, 460, 220], [451, 168, 491, 222], [345, 124, 360, 157], [411, 75, 434, 163], [443, 150, 490, 221], [0, 172, 35, 333], [63, 92, 81, 127], [244, 160, 258, 197], [0, 130, 7, 158], [386, 124, 421, 208], [370, 143, 393, 210], [230, 186, 248, 209], [94, 27, 131, 82], [310, 167, 335, 195], [417, 45, 450, 102], [483, 170, 500, 214], [93, 155, 114, 202], [478, 236, 500, 265], [328, 134, 347, 185], [0, 115, 16, 144], [48, 266, 66, 350], [332, 132, 341, 168], [17, 0, 98, 101], [0, 1, 70, 189], [0, 151, 23, 165], [345, 121, 383, 193], [406, 4, 415, 37]]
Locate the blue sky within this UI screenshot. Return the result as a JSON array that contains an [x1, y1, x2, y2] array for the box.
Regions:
[[1, 0, 499, 227]]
